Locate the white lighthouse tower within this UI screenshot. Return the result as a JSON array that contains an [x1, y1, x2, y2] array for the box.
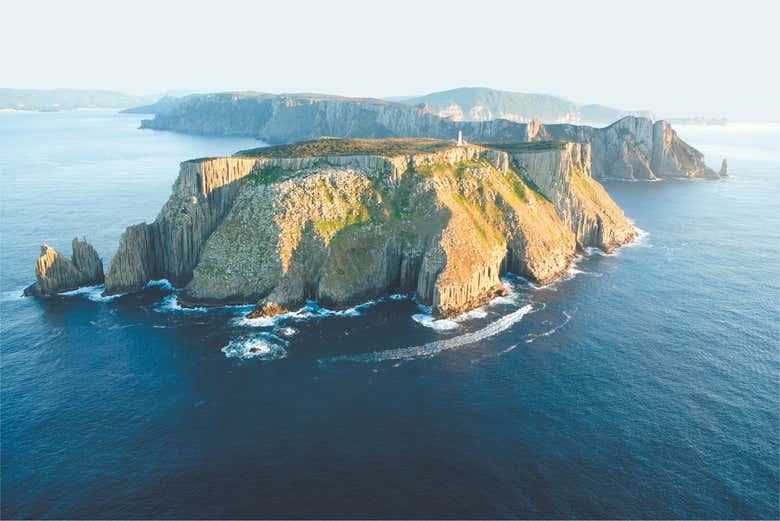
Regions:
[[457, 130, 463, 146]]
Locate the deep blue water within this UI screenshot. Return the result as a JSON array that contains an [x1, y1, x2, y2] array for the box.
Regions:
[[1, 112, 778, 519]]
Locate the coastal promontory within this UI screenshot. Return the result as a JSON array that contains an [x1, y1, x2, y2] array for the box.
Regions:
[[75, 138, 637, 317]]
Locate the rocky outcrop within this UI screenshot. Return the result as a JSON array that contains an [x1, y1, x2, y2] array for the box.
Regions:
[[140, 94, 723, 180], [23, 238, 104, 296], [546, 117, 726, 180], [719, 159, 728, 177]]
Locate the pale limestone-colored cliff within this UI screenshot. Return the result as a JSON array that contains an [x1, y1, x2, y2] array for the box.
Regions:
[[24, 238, 103, 296]]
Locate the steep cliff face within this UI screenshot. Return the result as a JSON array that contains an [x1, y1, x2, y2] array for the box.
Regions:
[[52, 138, 636, 316], [24, 238, 104, 296], [494, 142, 636, 251], [546, 117, 723, 180], [141, 94, 723, 180], [181, 142, 575, 316], [104, 157, 260, 294]]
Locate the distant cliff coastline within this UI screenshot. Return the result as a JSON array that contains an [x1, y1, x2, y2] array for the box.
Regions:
[[138, 93, 724, 180], [399, 87, 654, 123], [0, 88, 159, 111]]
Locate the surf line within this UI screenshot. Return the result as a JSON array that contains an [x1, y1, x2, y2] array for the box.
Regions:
[[322, 304, 533, 364]]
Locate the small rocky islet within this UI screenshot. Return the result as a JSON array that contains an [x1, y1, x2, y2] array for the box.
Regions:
[[25, 115, 726, 318]]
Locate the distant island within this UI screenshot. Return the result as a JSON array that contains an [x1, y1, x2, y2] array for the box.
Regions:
[[0, 88, 160, 111]]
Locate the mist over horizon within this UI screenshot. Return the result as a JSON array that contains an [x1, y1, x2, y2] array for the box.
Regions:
[[2, 0, 778, 122]]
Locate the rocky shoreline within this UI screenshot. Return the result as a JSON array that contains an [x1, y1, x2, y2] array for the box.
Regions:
[[25, 138, 641, 317]]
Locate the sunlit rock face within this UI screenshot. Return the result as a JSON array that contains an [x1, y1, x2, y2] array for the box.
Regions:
[[97, 138, 635, 316], [24, 238, 103, 296]]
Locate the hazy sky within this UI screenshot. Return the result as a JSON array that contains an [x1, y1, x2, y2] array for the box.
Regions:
[[3, 0, 777, 120]]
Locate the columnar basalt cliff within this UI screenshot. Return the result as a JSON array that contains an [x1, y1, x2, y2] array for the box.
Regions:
[[487, 142, 637, 250], [139, 93, 725, 180], [60, 138, 638, 317], [23, 238, 104, 296], [103, 157, 259, 294]]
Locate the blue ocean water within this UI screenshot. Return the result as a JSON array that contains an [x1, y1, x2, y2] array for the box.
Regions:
[[1, 111, 778, 519]]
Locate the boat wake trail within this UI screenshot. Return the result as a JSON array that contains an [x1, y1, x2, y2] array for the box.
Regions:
[[524, 311, 573, 344], [322, 304, 533, 364]]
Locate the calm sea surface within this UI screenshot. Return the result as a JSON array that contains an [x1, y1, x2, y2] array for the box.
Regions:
[[1, 111, 778, 519]]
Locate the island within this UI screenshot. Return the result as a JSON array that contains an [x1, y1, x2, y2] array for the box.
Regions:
[[24, 103, 727, 317], [26, 137, 638, 317]]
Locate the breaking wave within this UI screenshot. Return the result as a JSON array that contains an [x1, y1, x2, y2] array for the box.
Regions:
[[154, 295, 208, 313], [233, 295, 413, 328], [586, 226, 650, 258], [525, 311, 573, 344], [59, 284, 123, 302], [144, 279, 175, 291], [411, 313, 460, 330], [323, 304, 534, 363], [221, 333, 288, 361]]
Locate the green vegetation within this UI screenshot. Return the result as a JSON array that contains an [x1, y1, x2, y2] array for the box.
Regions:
[[479, 141, 567, 153], [246, 165, 289, 184], [235, 138, 454, 158], [313, 205, 372, 240]]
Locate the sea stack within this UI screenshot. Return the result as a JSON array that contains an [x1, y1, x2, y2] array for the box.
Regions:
[[23, 238, 104, 296], [719, 159, 729, 177]]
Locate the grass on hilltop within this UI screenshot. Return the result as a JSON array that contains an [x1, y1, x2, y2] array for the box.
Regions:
[[235, 138, 456, 158]]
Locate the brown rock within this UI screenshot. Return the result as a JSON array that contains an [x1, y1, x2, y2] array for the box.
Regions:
[[24, 238, 104, 296]]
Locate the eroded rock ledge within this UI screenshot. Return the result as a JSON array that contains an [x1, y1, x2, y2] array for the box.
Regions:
[[86, 138, 636, 317]]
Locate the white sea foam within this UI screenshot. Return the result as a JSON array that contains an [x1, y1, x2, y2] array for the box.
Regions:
[[455, 308, 488, 321], [222, 334, 288, 361], [232, 314, 280, 327], [411, 313, 460, 330], [144, 279, 175, 291], [629, 226, 650, 248], [1, 289, 26, 302], [324, 304, 534, 363], [278, 327, 298, 337], [233, 294, 414, 328], [59, 284, 123, 302], [153, 294, 208, 313], [525, 311, 573, 344], [387, 293, 411, 302], [411, 289, 509, 330]]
